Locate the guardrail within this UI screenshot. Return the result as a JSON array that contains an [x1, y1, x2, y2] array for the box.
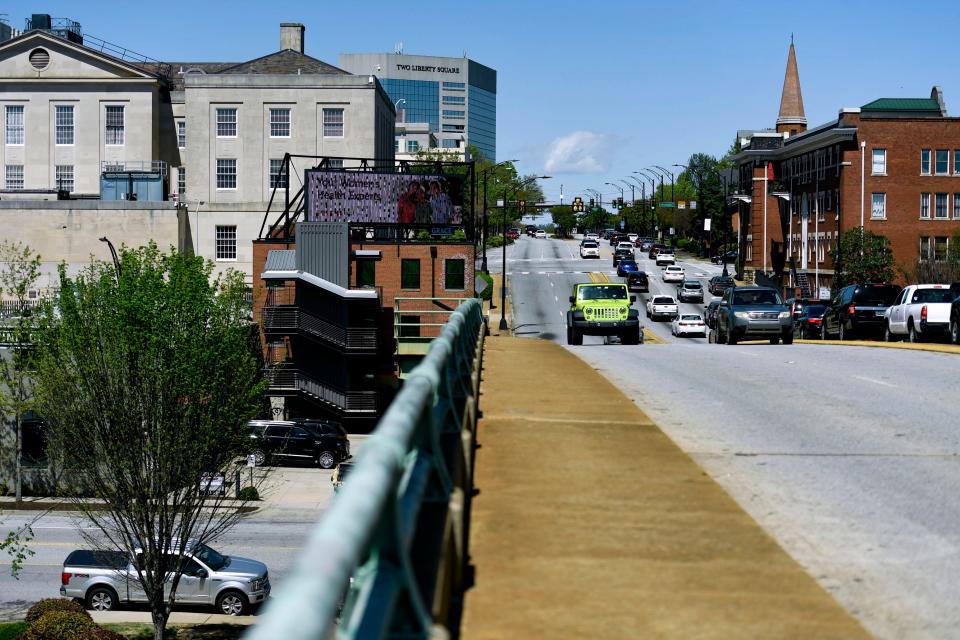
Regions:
[[247, 297, 485, 640]]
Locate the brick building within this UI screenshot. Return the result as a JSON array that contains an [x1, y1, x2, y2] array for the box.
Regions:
[[733, 43, 960, 294]]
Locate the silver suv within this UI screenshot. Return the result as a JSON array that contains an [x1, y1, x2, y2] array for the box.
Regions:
[[677, 279, 703, 302]]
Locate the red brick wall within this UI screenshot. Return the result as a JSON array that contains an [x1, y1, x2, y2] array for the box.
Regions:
[[349, 241, 476, 306]]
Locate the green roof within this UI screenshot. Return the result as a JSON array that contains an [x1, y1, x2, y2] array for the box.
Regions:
[[861, 98, 941, 112]]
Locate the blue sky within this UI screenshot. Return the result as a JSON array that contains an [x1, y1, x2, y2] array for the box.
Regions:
[[7, 0, 960, 205]]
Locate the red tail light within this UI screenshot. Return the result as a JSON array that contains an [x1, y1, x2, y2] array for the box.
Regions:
[[921, 305, 928, 320], [810, 318, 822, 324], [61, 572, 72, 586], [847, 305, 856, 315]]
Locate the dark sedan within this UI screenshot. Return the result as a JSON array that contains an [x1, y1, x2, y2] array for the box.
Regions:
[[617, 259, 640, 278], [708, 275, 735, 297], [626, 271, 649, 293], [793, 303, 826, 339]]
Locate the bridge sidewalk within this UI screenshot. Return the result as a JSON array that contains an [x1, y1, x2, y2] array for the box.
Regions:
[[460, 337, 868, 640]]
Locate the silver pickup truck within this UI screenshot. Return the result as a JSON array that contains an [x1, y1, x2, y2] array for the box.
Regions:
[[60, 540, 270, 616]]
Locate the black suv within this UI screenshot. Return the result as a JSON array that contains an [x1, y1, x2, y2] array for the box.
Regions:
[[613, 247, 634, 266], [248, 420, 351, 469], [708, 275, 735, 297], [626, 271, 649, 293], [822, 283, 901, 340]]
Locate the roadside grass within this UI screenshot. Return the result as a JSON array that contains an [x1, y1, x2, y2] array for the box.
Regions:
[[103, 623, 247, 639], [0, 622, 27, 640]]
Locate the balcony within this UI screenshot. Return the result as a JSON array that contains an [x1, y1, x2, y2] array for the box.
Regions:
[[264, 367, 377, 414]]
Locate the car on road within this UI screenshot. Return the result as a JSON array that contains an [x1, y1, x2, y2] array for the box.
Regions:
[[703, 299, 722, 328], [711, 250, 738, 265], [639, 240, 652, 252], [247, 419, 351, 469], [566, 282, 641, 345], [525, 225, 538, 237], [534, 230, 547, 239], [648, 243, 667, 259], [627, 233, 639, 244], [708, 275, 735, 297], [646, 295, 679, 321], [677, 279, 704, 302], [626, 271, 649, 293], [672, 313, 707, 337], [584, 232, 600, 242], [579, 240, 600, 259], [616, 258, 640, 277], [61, 541, 270, 616], [609, 233, 621, 246], [793, 303, 826, 339], [655, 249, 676, 266], [662, 265, 685, 283], [505, 228, 520, 240], [821, 283, 902, 340], [613, 246, 634, 266], [714, 286, 793, 345], [884, 284, 954, 342]]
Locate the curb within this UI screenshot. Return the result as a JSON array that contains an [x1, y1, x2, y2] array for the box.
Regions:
[[0, 498, 261, 513], [796, 338, 960, 355]]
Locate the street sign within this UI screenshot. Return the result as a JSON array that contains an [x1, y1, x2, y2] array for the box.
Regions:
[[669, 227, 675, 235], [620, 220, 625, 229], [703, 218, 712, 232], [247, 454, 257, 468], [690, 201, 698, 209], [819, 287, 831, 300], [659, 202, 675, 208], [678, 201, 687, 209], [475, 277, 489, 295]]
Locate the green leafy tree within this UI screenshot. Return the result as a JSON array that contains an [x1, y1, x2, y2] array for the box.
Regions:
[[550, 205, 576, 237], [32, 243, 267, 640], [830, 228, 896, 291]]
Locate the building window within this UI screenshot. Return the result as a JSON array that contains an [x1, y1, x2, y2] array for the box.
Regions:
[[406, 140, 419, 153], [920, 192, 930, 219], [178, 166, 186, 198], [445, 259, 465, 290], [442, 81, 465, 90], [177, 121, 186, 148], [934, 236, 948, 261], [955, 150, 960, 176], [327, 158, 343, 169], [55, 165, 74, 192], [55, 105, 74, 145], [921, 149, 931, 175], [401, 259, 420, 290], [322, 108, 344, 137], [935, 149, 950, 175], [269, 158, 288, 189], [269, 108, 290, 137], [920, 236, 930, 261], [105, 105, 124, 145], [215, 225, 237, 260], [870, 193, 885, 219], [442, 95, 465, 105], [5, 106, 24, 145], [442, 110, 465, 120], [441, 139, 459, 149], [5, 165, 24, 189], [357, 260, 376, 288], [216, 108, 237, 137], [871, 149, 886, 175], [216, 158, 237, 190], [394, 139, 400, 153], [398, 315, 420, 338], [955, 193, 960, 219], [935, 193, 949, 219], [442, 124, 465, 133]]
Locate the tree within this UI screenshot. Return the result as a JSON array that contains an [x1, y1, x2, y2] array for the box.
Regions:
[[830, 228, 896, 291], [0, 241, 42, 578], [33, 244, 267, 640], [550, 205, 576, 238]]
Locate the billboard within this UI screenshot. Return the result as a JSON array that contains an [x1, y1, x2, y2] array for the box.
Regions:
[[305, 170, 464, 225]]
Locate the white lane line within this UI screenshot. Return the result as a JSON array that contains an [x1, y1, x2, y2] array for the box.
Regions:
[[550, 281, 554, 287], [854, 375, 896, 388], [554, 295, 559, 302]]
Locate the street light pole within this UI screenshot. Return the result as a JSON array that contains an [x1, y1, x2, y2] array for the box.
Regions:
[[501, 175, 550, 331], [654, 166, 675, 204], [634, 171, 657, 235], [99, 236, 121, 279], [480, 159, 518, 274]]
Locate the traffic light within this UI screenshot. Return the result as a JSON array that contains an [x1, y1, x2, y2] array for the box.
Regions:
[[618, 197, 624, 208], [589, 198, 595, 208], [572, 196, 584, 213]]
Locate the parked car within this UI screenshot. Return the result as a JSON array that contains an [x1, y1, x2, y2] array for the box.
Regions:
[[708, 275, 735, 297], [662, 265, 685, 283], [534, 230, 547, 239], [951, 286, 960, 344], [580, 240, 600, 259], [786, 297, 823, 321], [626, 271, 649, 293], [677, 279, 704, 302], [646, 295, 679, 321], [613, 247, 634, 266], [672, 313, 707, 337], [61, 541, 270, 615], [247, 420, 350, 469], [616, 258, 640, 277], [793, 303, 826, 339], [884, 284, 955, 342], [704, 299, 722, 328], [655, 249, 676, 266], [648, 244, 667, 259], [714, 286, 793, 345], [566, 282, 641, 345], [711, 250, 738, 265], [822, 283, 902, 340]]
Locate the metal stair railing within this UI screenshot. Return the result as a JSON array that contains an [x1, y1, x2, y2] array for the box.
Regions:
[[246, 297, 485, 640], [263, 306, 378, 352], [264, 367, 378, 414]]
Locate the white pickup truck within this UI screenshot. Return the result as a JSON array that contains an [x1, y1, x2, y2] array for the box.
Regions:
[[646, 295, 679, 320], [884, 284, 956, 342]]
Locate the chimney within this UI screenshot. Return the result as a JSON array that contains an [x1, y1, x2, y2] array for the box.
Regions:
[[280, 23, 305, 54]]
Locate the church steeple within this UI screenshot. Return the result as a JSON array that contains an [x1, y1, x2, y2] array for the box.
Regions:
[[776, 39, 807, 136]]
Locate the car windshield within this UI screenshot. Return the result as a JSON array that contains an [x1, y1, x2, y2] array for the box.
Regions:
[[853, 285, 900, 305], [653, 297, 674, 304], [193, 543, 228, 570], [681, 314, 702, 321], [804, 305, 826, 316], [621, 259, 636, 266], [579, 285, 628, 300], [733, 290, 783, 305], [911, 288, 955, 303]]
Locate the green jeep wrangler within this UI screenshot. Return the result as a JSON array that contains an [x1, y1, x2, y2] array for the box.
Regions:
[[566, 282, 641, 345]]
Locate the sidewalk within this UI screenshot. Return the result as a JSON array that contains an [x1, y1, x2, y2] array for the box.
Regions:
[[461, 337, 868, 639]]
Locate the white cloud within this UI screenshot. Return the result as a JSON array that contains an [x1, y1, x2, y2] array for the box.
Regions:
[[544, 131, 612, 174]]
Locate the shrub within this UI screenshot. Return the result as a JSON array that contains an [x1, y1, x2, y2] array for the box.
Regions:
[[87, 627, 126, 640], [25, 599, 91, 625], [24, 611, 96, 639], [237, 486, 259, 501]]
